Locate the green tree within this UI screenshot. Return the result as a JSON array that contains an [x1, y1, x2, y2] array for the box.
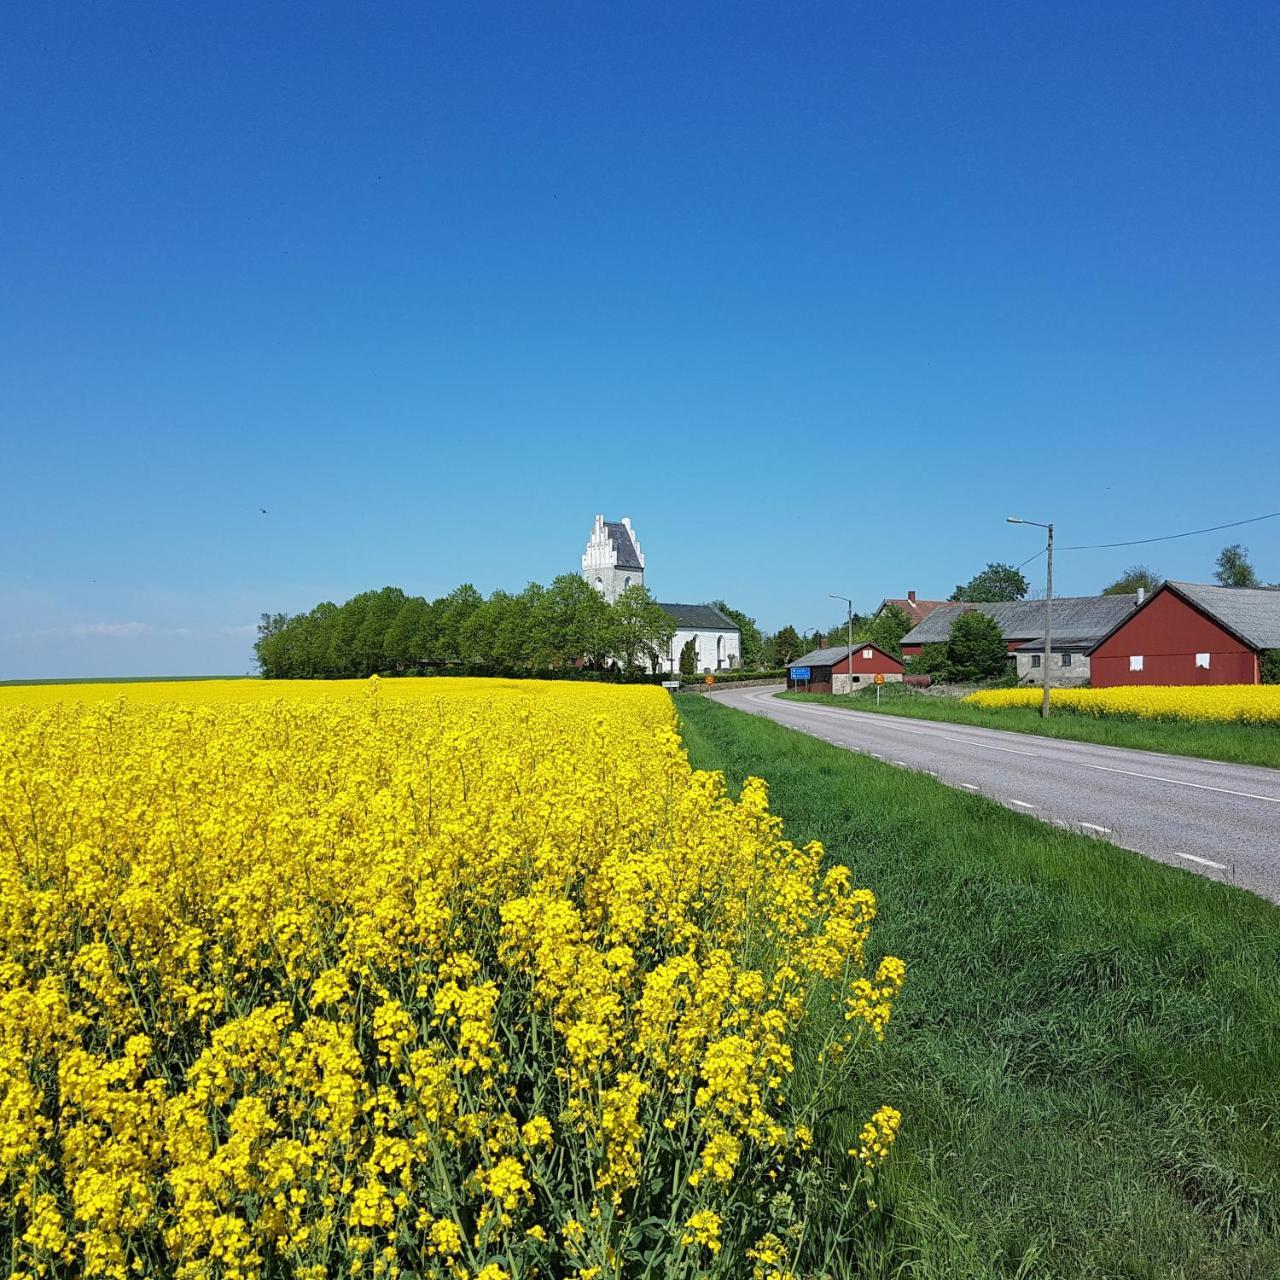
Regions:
[[434, 584, 483, 663], [254, 612, 294, 678], [531, 574, 614, 668], [950, 563, 1029, 603], [609, 585, 676, 672], [709, 601, 764, 668], [353, 587, 407, 676], [1214, 544, 1260, 588], [1103, 565, 1162, 596], [768, 626, 804, 666], [1261, 651, 1280, 685], [945, 610, 1009, 683], [383, 597, 431, 671], [678, 638, 698, 675], [904, 641, 949, 679], [855, 603, 914, 658]]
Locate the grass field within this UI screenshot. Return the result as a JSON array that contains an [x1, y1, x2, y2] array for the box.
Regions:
[[782, 684, 1280, 770], [677, 693, 1280, 1279]]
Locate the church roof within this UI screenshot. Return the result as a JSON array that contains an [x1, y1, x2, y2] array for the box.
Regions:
[[605, 521, 643, 570], [658, 602, 739, 631]]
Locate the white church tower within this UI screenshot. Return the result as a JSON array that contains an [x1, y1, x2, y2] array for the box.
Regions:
[[581, 514, 644, 603]]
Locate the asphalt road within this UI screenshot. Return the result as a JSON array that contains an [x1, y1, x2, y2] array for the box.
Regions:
[[710, 685, 1280, 902]]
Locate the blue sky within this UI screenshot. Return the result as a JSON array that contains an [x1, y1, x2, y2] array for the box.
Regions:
[[3, 2, 1278, 677]]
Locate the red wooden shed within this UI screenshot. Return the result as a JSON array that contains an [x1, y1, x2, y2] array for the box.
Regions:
[[787, 642, 904, 693], [1087, 581, 1280, 686]]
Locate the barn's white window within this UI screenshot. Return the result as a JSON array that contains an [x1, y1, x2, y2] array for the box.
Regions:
[[1196, 652, 1210, 669], [863, 648, 873, 659], [1129, 655, 1144, 672]]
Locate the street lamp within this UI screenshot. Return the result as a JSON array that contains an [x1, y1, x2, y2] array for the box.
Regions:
[[828, 593, 853, 697], [1007, 517, 1054, 718]]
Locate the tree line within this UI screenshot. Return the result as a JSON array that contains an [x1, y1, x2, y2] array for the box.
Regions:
[[255, 578, 771, 680]]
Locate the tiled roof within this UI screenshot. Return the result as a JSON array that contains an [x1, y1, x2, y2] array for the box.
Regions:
[[658, 603, 739, 630], [604, 521, 643, 570], [901, 594, 1140, 647], [879, 597, 949, 622]]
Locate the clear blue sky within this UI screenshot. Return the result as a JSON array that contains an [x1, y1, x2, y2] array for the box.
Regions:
[[3, 2, 1278, 678]]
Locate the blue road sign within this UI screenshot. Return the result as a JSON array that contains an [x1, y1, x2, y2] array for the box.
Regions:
[[791, 667, 811, 680]]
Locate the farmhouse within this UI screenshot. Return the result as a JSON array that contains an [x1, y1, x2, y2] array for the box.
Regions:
[[787, 642, 904, 693], [872, 589, 949, 626], [1087, 581, 1280, 686], [900, 594, 1142, 687]]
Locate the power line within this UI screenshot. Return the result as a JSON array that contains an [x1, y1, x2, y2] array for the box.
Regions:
[[1016, 547, 1046, 571], [1061, 508, 1280, 552]]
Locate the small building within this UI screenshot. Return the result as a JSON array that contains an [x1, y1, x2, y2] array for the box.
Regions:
[[657, 603, 740, 675], [1087, 581, 1280, 686], [900, 594, 1142, 687], [787, 643, 904, 693]]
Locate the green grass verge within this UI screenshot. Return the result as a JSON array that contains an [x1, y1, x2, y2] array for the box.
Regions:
[[782, 683, 1280, 770], [676, 693, 1280, 1280]]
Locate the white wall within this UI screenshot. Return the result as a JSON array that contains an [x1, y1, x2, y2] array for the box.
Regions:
[[657, 627, 740, 674]]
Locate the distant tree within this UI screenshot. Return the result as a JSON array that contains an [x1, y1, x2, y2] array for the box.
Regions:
[[434, 584, 483, 663], [531, 574, 614, 668], [679, 638, 698, 676], [1214, 544, 1261, 589], [709, 601, 764, 668], [610, 586, 677, 672], [768, 626, 804, 666], [383, 597, 432, 671], [1102, 565, 1162, 596], [950, 563, 1029, 603], [254, 612, 294, 678], [352, 587, 407, 676], [854, 603, 914, 658], [1261, 651, 1280, 685], [904, 641, 949, 679], [824, 614, 864, 650], [945, 610, 1009, 683]]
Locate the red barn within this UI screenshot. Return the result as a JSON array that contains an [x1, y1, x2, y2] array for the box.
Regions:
[[1088, 581, 1280, 686], [787, 643, 904, 694]]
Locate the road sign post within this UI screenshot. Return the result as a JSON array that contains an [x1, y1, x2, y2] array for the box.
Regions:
[[874, 672, 885, 705]]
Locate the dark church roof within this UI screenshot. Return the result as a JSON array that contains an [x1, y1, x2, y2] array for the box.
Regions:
[[658, 603, 739, 631], [605, 521, 643, 569]]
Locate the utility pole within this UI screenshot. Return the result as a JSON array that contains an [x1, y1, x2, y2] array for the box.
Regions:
[[1007, 518, 1054, 718], [828, 593, 853, 696]]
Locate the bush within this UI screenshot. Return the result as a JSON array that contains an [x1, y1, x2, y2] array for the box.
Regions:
[[945, 610, 1009, 683], [904, 642, 949, 679], [1262, 650, 1280, 685]]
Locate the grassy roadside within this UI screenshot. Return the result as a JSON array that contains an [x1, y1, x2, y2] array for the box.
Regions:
[[782, 684, 1280, 770], [676, 693, 1280, 1280]]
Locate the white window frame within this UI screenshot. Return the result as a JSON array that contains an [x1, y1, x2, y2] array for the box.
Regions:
[[1129, 655, 1144, 672], [863, 648, 873, 660], [1195, 652, 1210, 669]]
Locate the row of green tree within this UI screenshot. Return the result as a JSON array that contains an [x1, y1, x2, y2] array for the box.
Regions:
[[256, 578, 770, 680]]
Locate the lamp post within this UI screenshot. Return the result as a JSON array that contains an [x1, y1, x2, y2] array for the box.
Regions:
[[1006, 517, 1054, 718], [829, 593, 853, 697]]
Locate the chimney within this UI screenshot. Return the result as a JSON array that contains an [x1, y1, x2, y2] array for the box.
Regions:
[[1137, 587, 1146, 604], [907, 590, 917, 605]]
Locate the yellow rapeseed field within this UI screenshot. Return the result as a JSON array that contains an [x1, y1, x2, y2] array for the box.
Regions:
[[0, 677, 902, 1280], [964, 683, 1280, 723]]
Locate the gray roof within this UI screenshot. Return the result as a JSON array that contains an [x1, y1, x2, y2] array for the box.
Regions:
[[1159, 581, 1280, 650], [605, 521, 642, 569], [900, 594, 1140, 647], [790, 644, 853, 668], [658, 602, 739, 631]]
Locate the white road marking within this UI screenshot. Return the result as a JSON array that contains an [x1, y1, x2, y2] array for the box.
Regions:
[[870, 753, 883, 759], [1010, 800, 1035, 809], [960, 783, 979, 791], [924, 770, 938, 777], [744, 694, 1280, 805], [1171, 851, 1227, 870], [893, 760, 908, 767], [1080, 822, 1111, 835]]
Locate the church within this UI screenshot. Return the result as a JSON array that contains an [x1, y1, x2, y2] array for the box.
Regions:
[[581, 514, 741, 674]]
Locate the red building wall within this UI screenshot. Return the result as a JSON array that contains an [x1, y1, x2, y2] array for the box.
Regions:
[[832, 646, 905, 676], [1089, 590, 1259, 686]]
